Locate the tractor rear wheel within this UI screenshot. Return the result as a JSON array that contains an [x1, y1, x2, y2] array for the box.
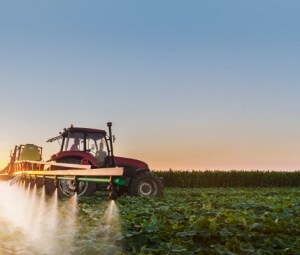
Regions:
[[56, 157, 96, 197], [128, 172, 163, 197]]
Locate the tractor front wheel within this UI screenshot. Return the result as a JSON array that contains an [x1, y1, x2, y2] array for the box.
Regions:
[[128, 172, 163, 197]]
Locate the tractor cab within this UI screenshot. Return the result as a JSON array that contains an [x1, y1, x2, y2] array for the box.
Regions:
[[47, 125, 113, 167], [62, 127, 108, 164]]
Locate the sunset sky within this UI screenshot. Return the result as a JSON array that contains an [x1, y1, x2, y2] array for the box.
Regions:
[[1, 1, 300, 171]]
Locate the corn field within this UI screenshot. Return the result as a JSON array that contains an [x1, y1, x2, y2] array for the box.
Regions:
[[154, 170, 300, 188]]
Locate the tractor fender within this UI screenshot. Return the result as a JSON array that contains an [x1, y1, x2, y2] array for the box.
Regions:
[[123, 167, 149, 177], [136, 168, 150, 175], [121, 167, 150, 187]]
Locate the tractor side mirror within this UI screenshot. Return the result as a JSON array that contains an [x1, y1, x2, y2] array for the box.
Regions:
[[113, 135, 116, 143]]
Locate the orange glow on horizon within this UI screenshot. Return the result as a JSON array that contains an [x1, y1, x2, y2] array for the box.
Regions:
[[1, 132, 300, 172]]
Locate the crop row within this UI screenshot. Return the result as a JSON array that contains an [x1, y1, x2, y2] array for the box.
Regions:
[[154, 170, 300, 188]]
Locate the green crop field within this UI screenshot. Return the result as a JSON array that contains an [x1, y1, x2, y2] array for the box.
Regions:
[[75, 187, 299, 255], [0, 186, 299, 255], [118, 188, 300, 254]]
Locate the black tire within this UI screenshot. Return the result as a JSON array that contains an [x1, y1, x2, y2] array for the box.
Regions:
[[55, 157, 96, 197], [128, 172, 163, 197]]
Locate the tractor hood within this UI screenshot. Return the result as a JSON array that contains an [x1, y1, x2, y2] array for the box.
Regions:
[[114, 156, 149, 170]]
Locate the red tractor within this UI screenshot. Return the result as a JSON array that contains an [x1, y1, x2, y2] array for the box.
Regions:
[[46, 122, 163, 198]]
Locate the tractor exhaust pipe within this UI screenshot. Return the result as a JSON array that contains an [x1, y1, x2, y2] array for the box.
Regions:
[[107, 122, 115, 166]]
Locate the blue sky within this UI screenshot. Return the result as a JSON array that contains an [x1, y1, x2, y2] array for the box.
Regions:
[[0, 0, 300, 170]]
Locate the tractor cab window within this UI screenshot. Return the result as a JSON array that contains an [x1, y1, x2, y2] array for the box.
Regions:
[[86, 133, 108, 164], [64, 133, 84, 151], [95, 139, 108, 164]]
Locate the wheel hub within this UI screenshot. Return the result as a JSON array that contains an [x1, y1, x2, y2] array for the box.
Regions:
[[139, 181, 153, 196], [59, 180, 88, 196]]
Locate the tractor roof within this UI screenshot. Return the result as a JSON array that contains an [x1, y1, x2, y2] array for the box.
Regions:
[[47, 126, 106, 142], [67, 127, 107, 135]]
